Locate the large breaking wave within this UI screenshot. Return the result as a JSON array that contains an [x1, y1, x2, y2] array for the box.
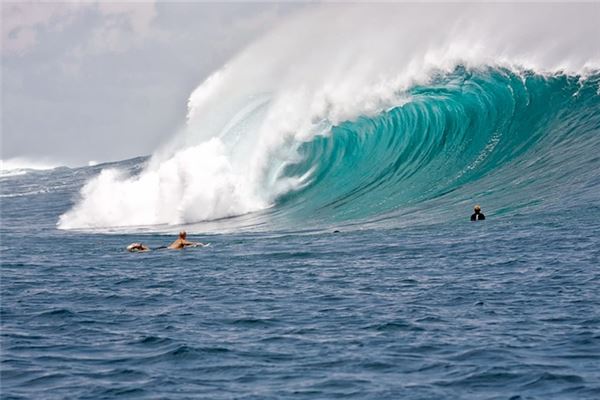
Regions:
[[58, 4, 600, 231]]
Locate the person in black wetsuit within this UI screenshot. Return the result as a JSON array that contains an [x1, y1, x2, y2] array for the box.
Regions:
[[471, 205, 486, 221]]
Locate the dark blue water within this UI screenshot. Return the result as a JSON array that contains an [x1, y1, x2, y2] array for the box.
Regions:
[[2, 167, 600, 399]]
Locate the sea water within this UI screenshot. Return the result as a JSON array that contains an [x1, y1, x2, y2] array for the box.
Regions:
[[1, 168, 599, 398]]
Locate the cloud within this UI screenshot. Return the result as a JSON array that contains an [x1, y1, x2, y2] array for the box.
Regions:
[[88, 2, 159, 53], [1, 2, 79, 55], [1, 1, 158, 56], [1, 3, 303, 165]]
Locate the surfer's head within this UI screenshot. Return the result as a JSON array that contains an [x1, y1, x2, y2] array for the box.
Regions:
[[474, 205, 481, 213], [179, 231, 187, 239]]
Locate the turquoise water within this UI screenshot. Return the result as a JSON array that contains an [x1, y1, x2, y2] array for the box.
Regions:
[[1, 68, 600, 398], [278, 68, 600, 228]]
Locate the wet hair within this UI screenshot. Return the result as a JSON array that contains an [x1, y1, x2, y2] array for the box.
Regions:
[[179, 231, 187, 239]]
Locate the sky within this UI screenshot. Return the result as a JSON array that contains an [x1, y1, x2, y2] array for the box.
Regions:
[[1, 1, 303, 166]]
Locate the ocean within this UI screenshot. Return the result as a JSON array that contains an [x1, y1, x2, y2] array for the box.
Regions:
[[3, 3, 600, 397], [2, 65, 599, 398]]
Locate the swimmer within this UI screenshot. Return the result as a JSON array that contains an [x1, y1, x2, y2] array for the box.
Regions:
[[126, 242, 150, 252], [167, 231, 206, 250], [470, 205, 486, 221]]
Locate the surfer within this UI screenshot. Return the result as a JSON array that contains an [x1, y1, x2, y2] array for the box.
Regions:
[[470, 205, 486, 221], [168, 231, 206, 249], [126, 243, 150, 252], [126, 231, 206, 252]]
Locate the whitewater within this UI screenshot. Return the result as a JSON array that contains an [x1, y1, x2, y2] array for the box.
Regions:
[[56, 3, 600, 231]]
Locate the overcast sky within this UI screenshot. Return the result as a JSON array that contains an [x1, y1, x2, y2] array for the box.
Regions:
[[1, 1, 303, 166]]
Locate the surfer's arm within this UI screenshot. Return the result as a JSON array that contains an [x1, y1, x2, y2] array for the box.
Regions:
[[180, 240, 204, 247]]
